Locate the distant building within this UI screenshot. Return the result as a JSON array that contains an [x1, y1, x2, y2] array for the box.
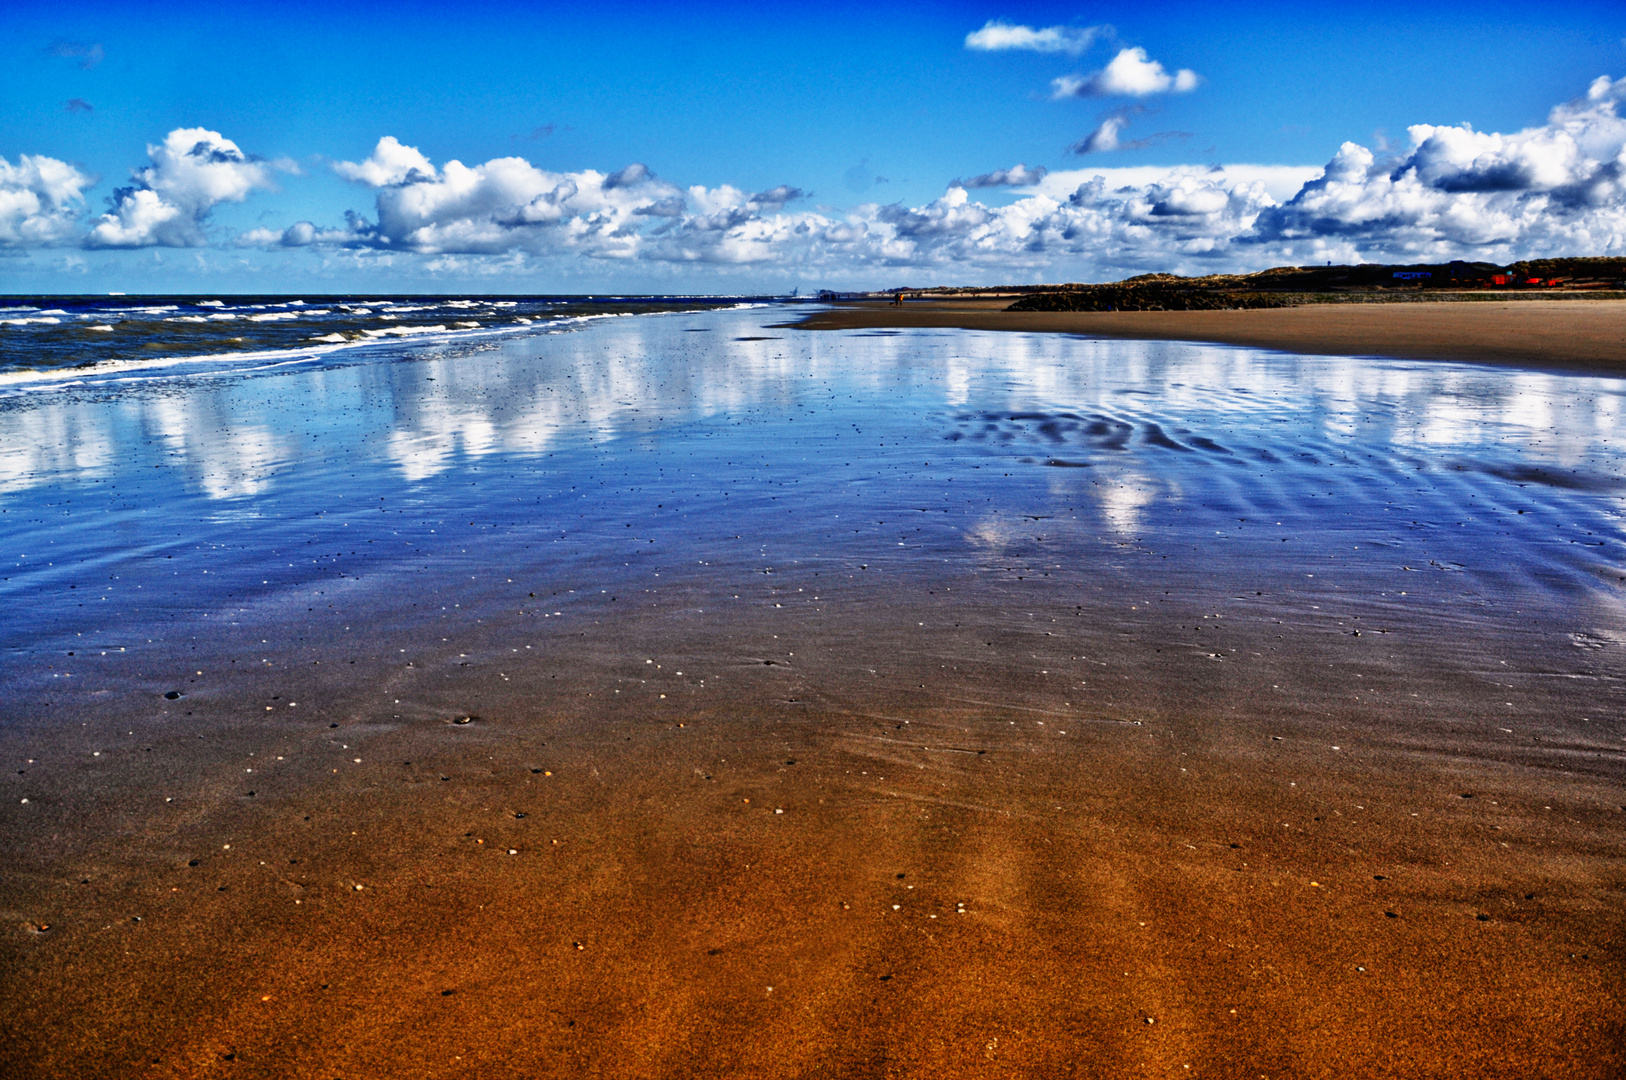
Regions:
[[1393, 271, 1432, 280]]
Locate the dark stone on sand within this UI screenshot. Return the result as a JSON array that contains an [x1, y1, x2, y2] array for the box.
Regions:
[[164, 691, 182, 700]]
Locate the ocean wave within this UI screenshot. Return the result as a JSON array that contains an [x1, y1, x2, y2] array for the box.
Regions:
[[0, 341, 356, 395], [0, 324, 532, 398], [0, 297, 774, 397], [362, 324, 452, 338]]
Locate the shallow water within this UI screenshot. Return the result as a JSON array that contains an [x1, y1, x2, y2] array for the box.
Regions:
[[3, 299, 1626, 770], [2, 303, 1625, 723]]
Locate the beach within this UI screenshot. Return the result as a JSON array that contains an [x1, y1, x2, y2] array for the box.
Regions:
[[2, 304, 1623, 1078], [785, 297, 1626, 375]]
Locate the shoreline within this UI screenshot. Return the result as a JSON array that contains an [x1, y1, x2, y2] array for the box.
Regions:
[[780, 298, 1626, 376]]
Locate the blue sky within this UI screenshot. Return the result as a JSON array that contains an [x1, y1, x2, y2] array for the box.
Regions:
[[4, 1, 1626, 292]]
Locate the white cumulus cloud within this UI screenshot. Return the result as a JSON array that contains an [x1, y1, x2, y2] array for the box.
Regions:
[[323, 138, 691, 257], [87, 128, 277, 247], [1028, 164, 1323, 205], [1053, 47, 1199, 99], [0, 154, 95, 246], [1253, 75, 1626, 259], [238, 220, 358, 248], [956, 164, 1048, 189], [332, 136, 438, 187], [13, 76, 1626, 283], [262, 77, 1626, 280], [1069, 108, 1191, 156], [1072, 116, 1131, 154], [964, 21, 1106, 56]]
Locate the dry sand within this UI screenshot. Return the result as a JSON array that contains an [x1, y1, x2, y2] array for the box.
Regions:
[[784, 298, 1626, 374]]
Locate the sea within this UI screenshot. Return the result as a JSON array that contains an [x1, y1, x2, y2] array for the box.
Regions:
[[0, 294, 760, 393]]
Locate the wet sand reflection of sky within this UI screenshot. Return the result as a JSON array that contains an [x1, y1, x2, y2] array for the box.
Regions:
[[2, 305, 1624, 654]]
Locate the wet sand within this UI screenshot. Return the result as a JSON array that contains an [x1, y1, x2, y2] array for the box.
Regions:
[[7, 598, 1624, 1078], [3, 312, 1623, 1078], [784, 298, 1626, 374]]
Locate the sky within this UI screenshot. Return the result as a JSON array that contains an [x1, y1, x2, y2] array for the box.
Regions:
[[4, 1, 1626, 293]]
